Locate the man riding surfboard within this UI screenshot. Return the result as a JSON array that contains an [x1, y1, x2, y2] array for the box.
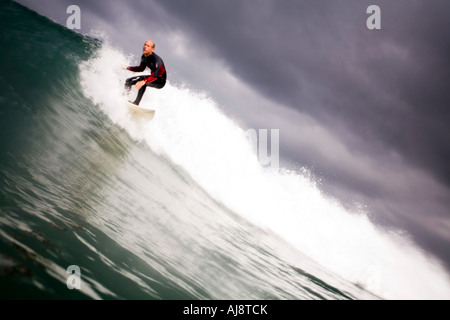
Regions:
[[123, 40, 167, 106]]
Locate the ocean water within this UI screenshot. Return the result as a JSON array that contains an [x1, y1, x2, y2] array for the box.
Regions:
[[1, 1, 450, 300]]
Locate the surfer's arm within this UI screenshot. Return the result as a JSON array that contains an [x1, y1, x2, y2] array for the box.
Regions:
[[142, 75, 156, 84], [126, 58, 146, 72], [135, 80, 146, 89], [126, 64, 146, 72], [136, 71, 158, 89]]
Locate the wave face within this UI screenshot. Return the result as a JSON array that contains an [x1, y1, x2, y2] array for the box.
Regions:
[[1, 1, 449, 299]]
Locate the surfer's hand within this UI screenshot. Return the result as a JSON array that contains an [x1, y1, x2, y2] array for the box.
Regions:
[[121, 65, 128, 70], [135, 80, 145, 89]]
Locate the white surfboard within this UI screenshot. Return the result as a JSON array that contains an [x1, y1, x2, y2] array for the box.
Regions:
[[124, 101, 155, 119]]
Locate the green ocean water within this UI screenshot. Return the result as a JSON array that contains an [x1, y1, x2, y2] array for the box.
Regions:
[[2, 0, 449, 301], [0, 1, 368, 300]]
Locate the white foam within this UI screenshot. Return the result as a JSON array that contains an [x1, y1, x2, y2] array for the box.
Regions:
[[79, 42, 450, 300]]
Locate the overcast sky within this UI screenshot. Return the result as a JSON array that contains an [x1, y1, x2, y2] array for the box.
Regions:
[[16, 0, 450, 268]]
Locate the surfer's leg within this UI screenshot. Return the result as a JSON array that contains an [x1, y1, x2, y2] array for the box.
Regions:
[[146, 77, 166, 89], [124, 75, 149, 92], [131, 77, 165, 105], [124, 77, 136, 92], [132, 85, 147, 105]]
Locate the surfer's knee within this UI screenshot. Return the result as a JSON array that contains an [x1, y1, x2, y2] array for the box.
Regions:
[[124, 78, 133, 87]]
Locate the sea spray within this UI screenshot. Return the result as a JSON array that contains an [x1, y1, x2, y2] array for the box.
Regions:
[[80, 42, 450, 300]]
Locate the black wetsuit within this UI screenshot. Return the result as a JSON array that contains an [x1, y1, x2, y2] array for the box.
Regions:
[[125, 52, 167, 105]]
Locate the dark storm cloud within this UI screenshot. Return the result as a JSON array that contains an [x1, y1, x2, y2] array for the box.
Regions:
[[16, 1, 450, 180], [14, 0, 450, 267], [154, 0, 450, 185], [148, 0, 450, 266]]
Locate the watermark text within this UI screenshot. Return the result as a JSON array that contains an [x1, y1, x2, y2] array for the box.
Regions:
[[246, 129, 279, 169], [66, 265, 81, 289], [66, 5, 81, 30]]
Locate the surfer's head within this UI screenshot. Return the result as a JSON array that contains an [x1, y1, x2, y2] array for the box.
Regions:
[[143, 40, 155, 56]]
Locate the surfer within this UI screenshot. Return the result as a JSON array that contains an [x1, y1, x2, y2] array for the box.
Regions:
[[123, 40, 167, 106]]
